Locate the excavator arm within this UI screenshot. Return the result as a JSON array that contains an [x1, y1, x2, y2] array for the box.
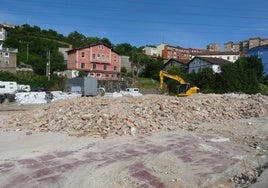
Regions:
[[159, 70, 199, 96], [159, 70, 187, 90]]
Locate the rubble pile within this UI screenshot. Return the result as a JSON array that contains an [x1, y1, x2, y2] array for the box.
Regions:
[[11, 93, 268, 137]]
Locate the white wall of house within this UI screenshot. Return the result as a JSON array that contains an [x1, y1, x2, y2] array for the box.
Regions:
[[188, 58, 212, 73]]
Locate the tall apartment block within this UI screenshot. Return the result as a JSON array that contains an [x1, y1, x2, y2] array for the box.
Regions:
[[224, 37, 268, 52]]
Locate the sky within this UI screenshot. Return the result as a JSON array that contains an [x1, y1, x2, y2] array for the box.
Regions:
[[1, 0, 268, 49]]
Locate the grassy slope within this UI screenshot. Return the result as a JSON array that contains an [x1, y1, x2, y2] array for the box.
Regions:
[[133, 77, 268, 96]]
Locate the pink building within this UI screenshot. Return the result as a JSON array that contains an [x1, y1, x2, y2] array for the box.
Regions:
[[67, 43, 121, 80]]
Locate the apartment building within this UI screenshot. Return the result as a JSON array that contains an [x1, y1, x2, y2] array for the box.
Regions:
[[247, 44, 268, 76], [225, 37, 268, 52], [0, 46, 18, 73], [154, 43, 209, 62], [207, 43, 221, 52], [67, 43, 121, 80]]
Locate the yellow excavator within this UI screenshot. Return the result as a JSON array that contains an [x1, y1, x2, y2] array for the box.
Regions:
[[159, 70, 200, 97]]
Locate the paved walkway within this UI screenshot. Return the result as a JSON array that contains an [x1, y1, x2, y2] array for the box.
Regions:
[[0, 129, 257, 188]]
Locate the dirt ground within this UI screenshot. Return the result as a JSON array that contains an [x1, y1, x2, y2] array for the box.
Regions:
[[0, 95, 268, 188]]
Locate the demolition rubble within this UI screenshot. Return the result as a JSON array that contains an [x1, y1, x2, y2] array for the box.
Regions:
[[1, 93, 268, 187], [8, 93, 268, 137]]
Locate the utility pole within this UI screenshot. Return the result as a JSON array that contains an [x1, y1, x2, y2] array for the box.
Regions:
[[26, 43, 29, 62], [46, 49, 50, 81]]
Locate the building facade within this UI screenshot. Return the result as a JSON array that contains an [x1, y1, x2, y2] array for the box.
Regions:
[[247, 45, 268, 76], [67, 43, 121, 80], [224, 37, 268, 53], [142, 47, 158, 57], [188, 56, 232, 74], [0, 47, 18, 73], [158, 44, 208, 61], [207, 43, 221, 52], [121, 55, 132, 73]]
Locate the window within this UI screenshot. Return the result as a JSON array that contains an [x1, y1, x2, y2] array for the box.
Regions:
[[105, 74, 109, 78], [4, 60, 9, 64], [93, 64, 96, 70], [81, 63, 85, 69], [98, 45, 104, 49], [97, 54, 100, 59], [114, 66, 117, 71], [227, 56, 230, 60], [92, 54, 96, 59], [81, 52, 85, 57], [96, 73, 101, 77], [113, 55, 117, 62], [103, 65, 107, 70], [106, 55, 109, 61], [5, 52, 9, 57], [102, 55, 105, 61]]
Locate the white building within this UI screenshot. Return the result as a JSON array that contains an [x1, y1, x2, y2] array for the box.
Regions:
[[188, 56, 232, 74], [191, 51, 240, 63], [0, 26, 7, 41], [142, 46, 158, 57]]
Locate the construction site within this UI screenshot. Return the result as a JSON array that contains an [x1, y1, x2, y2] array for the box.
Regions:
[[0, 91, 268, 188]]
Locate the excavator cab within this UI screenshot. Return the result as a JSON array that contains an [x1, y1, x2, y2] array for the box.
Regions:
[[178, 83, 190, 94]]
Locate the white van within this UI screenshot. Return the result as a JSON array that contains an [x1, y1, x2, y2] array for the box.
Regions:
[[0, 81, 18, 94]]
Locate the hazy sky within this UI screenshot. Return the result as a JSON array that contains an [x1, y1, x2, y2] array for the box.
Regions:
[[1, 0, 268, 49]]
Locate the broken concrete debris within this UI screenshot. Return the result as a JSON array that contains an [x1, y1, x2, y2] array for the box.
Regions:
[[6, 93, 268, 138]]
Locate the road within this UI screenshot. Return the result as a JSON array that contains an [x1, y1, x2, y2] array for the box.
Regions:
[[0, 104, 267, 188]]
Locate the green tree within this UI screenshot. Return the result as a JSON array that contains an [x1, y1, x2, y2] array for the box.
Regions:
[[191, 68, 214, 93], [130, 51, 150, 79], [114, 43, 134, 56], [234, 56, 262, 93], [143, 58, 163, 79], [67, 31, 87, 48]]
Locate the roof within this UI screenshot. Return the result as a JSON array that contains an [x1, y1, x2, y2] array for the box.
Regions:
[[67, 42, 120, 55], [248, 44, 268, 51], [189, 56, 232, 65], [164, 58, 188, 65], [193, 51, 240, 55]]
